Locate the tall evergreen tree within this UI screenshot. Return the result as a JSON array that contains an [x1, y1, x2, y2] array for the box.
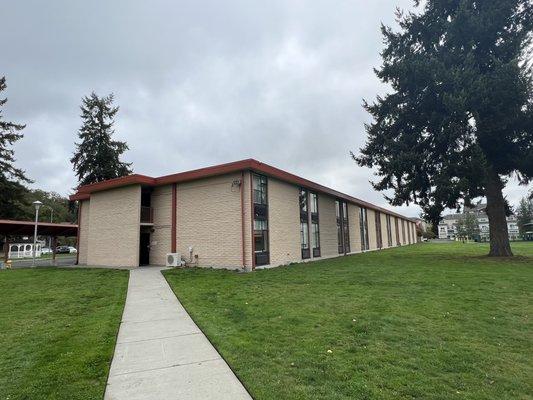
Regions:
[[0, 76, 31, 219], [71, 92, 132, 187], [355, 0, 532, 256], [515, 196, 533, 237]]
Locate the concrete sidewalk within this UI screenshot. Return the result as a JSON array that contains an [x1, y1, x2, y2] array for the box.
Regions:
[[105, 267, 252, 400]]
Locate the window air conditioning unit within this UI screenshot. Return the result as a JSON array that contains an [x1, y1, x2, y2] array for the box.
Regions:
[[166, 253, 183, 267]]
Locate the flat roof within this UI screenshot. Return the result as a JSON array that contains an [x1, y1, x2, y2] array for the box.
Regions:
[[70, 159, 415, 222], [0, 220, 78, 237]]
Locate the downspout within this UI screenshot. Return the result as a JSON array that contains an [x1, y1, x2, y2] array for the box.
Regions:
[[240, 171, 245, 269], [76, 201, 81, 265], [171, 183, 177, 253]]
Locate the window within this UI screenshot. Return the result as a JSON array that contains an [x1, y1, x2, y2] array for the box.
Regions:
[[343, 202, 350, 253], [299, 189, 310, 259], [311, 222, 320, 257], [375, 211, 383, 249], [253, 175, 267, 205], [253, 174, 269, 266], [300, 221, 309, 253], [395, 217, 400, 245], [254, 219, 268, 230], [310, 192, 320, 257], [254, 230, 268, 252], [386, 214, 393, 247], [336, 200, 350, 254], [359, 207, 369, 251], [401, 219, 406, 244], [311, 192, 318, 214]]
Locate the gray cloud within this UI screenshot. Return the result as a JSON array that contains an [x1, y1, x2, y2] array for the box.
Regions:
[[2, 0, 530, 218]]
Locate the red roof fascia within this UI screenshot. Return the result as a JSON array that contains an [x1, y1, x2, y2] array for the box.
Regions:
[[247, 160, 412, 221], [69, 174, 155, 201], [69, 159, 415, 222], [155, 159, 255, 186], [69, 193, 90, 201]]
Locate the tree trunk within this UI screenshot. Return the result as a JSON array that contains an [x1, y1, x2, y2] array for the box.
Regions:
[[485, 170, 513, 257]]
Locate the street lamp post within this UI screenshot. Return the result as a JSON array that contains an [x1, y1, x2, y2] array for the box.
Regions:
[[32, 201, 43, 268], [46, 205, 54, 249]]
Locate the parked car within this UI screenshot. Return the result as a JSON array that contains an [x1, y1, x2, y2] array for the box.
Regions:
[[68, 246, 77, 254], [41, 247, 52, 254], [56, 246, 70, 254]]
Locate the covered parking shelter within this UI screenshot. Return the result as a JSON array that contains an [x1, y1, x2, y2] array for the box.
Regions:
[[0, 219, 78, 265]]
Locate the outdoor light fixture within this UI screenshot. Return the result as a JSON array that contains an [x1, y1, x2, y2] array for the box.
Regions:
[[32, 201, 43, 268]]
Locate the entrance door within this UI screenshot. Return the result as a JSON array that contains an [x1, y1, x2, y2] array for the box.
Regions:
[[139, 232, 150, 265]]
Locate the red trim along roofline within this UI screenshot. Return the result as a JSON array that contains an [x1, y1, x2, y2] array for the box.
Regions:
[[69, 159, 416, 222]]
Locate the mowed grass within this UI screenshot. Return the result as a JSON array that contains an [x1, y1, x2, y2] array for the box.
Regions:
[[164, 242, 533, 400], [0, 268, 129, 400]]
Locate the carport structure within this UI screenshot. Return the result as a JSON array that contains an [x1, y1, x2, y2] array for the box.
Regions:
[[0, 219, 78, 264]]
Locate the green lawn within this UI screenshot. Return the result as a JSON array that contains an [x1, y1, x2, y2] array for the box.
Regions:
[[164, 242, 533, 400], [0, 268, 129, 400]]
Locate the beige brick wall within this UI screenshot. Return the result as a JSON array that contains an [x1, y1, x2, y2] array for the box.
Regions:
[[177, 173, 243, 268], [268, 178, 301, 266], [367, 209, 377, 250], [78, 199, 90, 264], [348, 203, 361, 253], [381, 213, 389, 248], [87, 185, 141, 267], [317, 193, 338, 258], [78, 170, 415, 269], [149, 184, 173, 265]]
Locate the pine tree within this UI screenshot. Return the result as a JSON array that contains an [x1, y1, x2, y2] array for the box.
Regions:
[[355, 0, 532, 257], [71, 92, 132, 187], [516, 197, 533, 237], [0, 76, 31, 219]]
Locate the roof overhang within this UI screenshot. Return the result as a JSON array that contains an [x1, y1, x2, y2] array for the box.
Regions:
[[0, 220, 78, 237]]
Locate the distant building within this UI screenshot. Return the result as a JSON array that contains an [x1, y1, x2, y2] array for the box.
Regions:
[[438, 202, 520, 241]]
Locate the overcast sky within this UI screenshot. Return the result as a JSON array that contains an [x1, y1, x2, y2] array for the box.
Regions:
[[2, 0, 530, 217]]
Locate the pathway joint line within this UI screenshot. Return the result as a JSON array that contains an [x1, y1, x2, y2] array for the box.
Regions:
[[117, 331, 202, 345], [110, 357, 224, 377]]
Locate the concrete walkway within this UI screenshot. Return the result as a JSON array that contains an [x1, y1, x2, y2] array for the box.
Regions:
[[105, 267, 252, 400]]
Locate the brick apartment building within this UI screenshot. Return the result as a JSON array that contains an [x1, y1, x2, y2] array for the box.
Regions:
[[70, 159, 417, 269]]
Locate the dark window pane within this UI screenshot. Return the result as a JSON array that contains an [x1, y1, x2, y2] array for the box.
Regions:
[[254, 203, 268, 220], [299, 189, 308, 212], [300, 222, 309, 249], [254, 232, 265, 252]]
